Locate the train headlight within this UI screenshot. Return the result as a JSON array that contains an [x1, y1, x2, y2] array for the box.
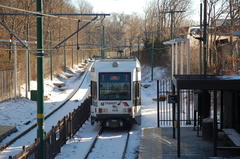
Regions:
[[112, 61, 119, 67]]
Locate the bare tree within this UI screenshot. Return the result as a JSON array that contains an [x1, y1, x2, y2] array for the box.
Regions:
[[207, 0, 239, 74], [124, 13, 143, 55], [75, 0, 93, 14], [144, 0, 192, 41]]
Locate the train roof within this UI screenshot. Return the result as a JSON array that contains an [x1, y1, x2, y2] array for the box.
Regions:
[[100, 56, 138, 61], [92, 56, 141, 72]]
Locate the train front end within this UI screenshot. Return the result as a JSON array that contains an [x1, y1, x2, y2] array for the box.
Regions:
[[90, 57, 141, 127]]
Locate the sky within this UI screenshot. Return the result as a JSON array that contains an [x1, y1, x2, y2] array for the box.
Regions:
[[87, 0, 147, 15], [71, 0, 200, 21]]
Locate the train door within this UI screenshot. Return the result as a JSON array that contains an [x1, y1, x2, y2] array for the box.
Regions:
[[91, 81, 97, 125], [133, 81, 141, 125]]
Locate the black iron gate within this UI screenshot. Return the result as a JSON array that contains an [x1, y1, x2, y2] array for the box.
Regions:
[[157, 80, 196, 127]]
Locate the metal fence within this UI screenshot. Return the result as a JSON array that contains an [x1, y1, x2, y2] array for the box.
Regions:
[[157, 80, 195, 127], [0, 69, 15, 102], [9, 97, 91, 159]]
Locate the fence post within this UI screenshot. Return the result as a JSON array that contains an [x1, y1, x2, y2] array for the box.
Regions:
[[51, 126, 57, 156], [157, 80, 160, 127], [64, 116, 68, 144], [172, 81, 176, 139], [185, 90, 191, 125], [68, 112, 72, 139], [44, 132, 47, 159]]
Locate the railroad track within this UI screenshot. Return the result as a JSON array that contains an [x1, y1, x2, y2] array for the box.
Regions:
[[84, 125, 132, 159], [0, 63, 92, 153]]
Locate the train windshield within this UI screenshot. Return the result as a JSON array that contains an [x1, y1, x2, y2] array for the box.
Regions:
[[99, 73, 131, 100]]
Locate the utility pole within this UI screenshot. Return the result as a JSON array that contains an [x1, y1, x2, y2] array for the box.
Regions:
[[203, 0, 208, 75], [26, 24, 31, 92], [36, 0, 45, 158], [50, 31, 53, 80], [134, 36, 142, 60], [145, 31, 161, 81], [137, 36, 140, 60], [160, 10, 185, 39], [101, 25, 106, 59], [200, 2, 203, 75], [151, 32, 154, 81]]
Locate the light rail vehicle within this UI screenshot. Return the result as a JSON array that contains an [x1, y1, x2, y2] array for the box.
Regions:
[[90, 56, 141, 127]]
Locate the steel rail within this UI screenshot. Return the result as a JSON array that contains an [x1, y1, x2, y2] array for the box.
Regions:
[[121, 125, 132, 159], [83, 127, 105, 159], [84, 125, 132, 159]]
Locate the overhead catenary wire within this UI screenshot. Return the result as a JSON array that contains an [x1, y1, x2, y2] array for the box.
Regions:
[[0, 4, 110, 22], [0, 31, 99, 53], [49, 16, 98, 54], [0, 16, 108, 56], [89, 34, 101, 46], [0, 21, 37, 54], [0, 4, 110, 55], [105, 29, 126, 43], [0, 24, 91, 46]]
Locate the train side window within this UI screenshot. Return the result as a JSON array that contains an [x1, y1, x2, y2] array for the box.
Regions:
[[91, 81, 97, 106], [133, 81, 141, 106], [138, 81, 141, 105]]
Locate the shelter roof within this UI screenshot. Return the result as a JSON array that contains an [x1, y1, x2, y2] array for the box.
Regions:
[[173, 75, 240, 90]]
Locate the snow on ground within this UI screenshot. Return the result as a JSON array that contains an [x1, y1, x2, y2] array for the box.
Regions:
[[0, 63, 168, 159], [56, 65, 169, 159], [0, 64, 87, 135]]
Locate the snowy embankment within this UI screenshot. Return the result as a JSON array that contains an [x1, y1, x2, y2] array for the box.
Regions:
[[56, 65, 169, 159], [0, 63, 90, 158], [0, 63, 168, 159]]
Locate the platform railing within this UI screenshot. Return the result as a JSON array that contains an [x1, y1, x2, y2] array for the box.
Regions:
[[9, 97, 90, 159]]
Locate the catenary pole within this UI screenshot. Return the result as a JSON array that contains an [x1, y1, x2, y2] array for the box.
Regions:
[[101, 25, 106, 59], [137, 36, 140, 60], [50, 31, 53, 81], [72, 40, 74, 69], [36, 0, 45, 158], [151, 32, 155, 81], [64, 39, 66, 72], [200, 2, 203, 74], [203, 0, 207, 75], [146, 31, 160, 81]]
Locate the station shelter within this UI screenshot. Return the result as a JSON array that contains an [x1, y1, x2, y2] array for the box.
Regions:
[[172, 74, 240, 157]]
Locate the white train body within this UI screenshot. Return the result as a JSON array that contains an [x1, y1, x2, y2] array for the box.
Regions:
[[90, 57, 141, 127]]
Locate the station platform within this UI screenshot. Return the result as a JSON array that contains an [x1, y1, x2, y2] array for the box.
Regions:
[[0, 125, 17, 142], [138, 127, 240, 159]]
